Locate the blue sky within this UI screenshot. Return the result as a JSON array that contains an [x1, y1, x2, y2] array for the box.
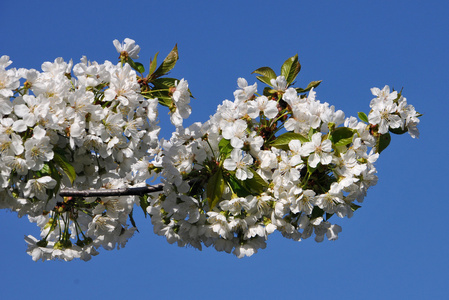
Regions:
[[1, 0, 448, 299]]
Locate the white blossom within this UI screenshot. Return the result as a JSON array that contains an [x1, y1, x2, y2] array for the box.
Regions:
[[223, 149, 254, 181]]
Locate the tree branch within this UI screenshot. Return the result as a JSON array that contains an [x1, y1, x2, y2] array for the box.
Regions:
[[59, 184, 164, 197]]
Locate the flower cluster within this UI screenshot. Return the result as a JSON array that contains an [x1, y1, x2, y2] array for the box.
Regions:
[[0, 41, 420, 261], [148, 61, 420, 258], [368, 86, 420, 138], [0, 39, 191, 261]]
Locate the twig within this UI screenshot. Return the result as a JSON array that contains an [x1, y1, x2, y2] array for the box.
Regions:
[[59, 184, 164, 197]]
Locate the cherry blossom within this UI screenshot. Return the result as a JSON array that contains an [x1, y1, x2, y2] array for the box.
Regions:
[[0, 39, 421, 261]]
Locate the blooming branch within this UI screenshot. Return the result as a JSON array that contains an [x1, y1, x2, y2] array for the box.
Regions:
[[0, 39, 421, 262]]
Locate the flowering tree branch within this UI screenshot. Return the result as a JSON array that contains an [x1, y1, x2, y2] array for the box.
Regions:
[[0, 38, 421, 262], [59, 184, 164, 197]]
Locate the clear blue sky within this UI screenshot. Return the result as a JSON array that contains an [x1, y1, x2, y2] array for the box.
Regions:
[[1, 1, 447, 299]]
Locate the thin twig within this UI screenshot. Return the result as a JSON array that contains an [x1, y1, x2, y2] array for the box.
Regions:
[[59, 184, 164, 197]]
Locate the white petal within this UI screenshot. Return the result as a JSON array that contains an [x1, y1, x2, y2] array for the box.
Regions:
[[223, 158, 236, 171], [308, 153, 319, 168]]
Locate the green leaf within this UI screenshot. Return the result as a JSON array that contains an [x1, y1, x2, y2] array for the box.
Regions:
[[245, 169, 268, 194], [48, 162, 61, 199], [40, 163, 51, 175], [226, 174, 252, 197], [139, 195, 149, 218], [152, 77, 193, 98], [270, 132, 309, 150], [225, 169, 268, 198], [330, 127, 355, 146], [307, 80, 322, 90], [134, 62, 145, 74], [52, 149, 76, 185], [127, 58, 145, 74], [128, 209, 139, 232], [149, 52, 159, 75], [311, 206, 324, 219], [308, 127, 315, 140], [349, 202, 362, 212], [389, 126, 408, 135], [376, 132, 391, 154], [153, 44, 179, 78], [218, 138, 233, 160], [207, 170, 225, 209], [334, 137, 354, 147], [157, 96, 173, 108], [296, 80, 322, 93], [358, 112, 369, 123], [152, 77, 178, 89], [252, 66, 277, 79], [255, 75, 274, 87], [262, 86, 275, 97], [281, 54, 301, 85]]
